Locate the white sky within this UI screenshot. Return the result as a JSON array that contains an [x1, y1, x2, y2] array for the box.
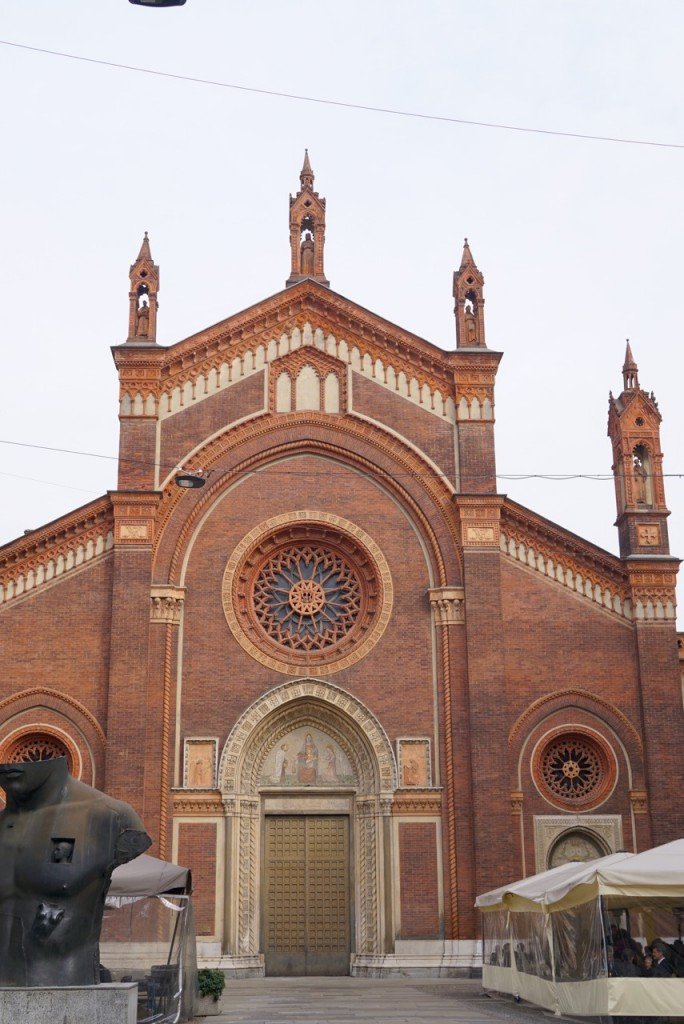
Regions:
[[1, 0, 683, 625]]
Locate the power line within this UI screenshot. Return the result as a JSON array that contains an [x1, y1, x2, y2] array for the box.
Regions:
[[2, 438, 684, 483], [2, 39, 683, 151]]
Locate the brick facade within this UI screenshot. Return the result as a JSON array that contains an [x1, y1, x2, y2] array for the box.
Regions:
[[0, 159, 681, 976]]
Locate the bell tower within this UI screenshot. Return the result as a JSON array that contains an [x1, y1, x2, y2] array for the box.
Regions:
[[127, 232, 159, 343], [453, 238, 486, 349], [286, 151, 329, 288], [452, 239, 501, 492], [608, 342, 671, 557]]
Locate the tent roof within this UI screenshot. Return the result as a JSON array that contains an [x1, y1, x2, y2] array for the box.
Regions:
[[476, 840, 684, 912], [109, 854, 191, 897]]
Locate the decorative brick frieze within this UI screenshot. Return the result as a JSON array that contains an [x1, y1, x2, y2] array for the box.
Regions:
[[154, 318, 457, 427], [150, 585, 186, 624], [626, 563, 678, 623], [392, 790, 442, 816], [172, 791, 224, 816], [499, 502, 631, 621], [428, 587, 465, 626], [453, 496, 502, 548], [0, 498, 114, 609], [110, 492, 160, 546]]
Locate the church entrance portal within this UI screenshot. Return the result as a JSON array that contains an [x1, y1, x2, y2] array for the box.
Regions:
[[263, 815, 351, 976]]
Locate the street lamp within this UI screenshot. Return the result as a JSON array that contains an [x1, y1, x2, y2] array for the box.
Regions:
[[174, 470, 206, 489], [129, 1, 187, 7]]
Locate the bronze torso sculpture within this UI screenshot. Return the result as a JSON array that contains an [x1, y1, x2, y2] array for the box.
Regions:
[[0, 757, 151, 986]]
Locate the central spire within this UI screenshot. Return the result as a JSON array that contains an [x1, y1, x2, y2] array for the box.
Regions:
[[286, 151, 329, 288]]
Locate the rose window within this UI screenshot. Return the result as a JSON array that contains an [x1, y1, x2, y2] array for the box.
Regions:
[[534, 732, 614, 810], [253, 545, 362, 651], [223, 513, 393, 675], [6, 733, 70, 766]]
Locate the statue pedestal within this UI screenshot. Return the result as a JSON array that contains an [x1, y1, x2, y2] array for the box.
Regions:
[[0, 982, 138, 1024]]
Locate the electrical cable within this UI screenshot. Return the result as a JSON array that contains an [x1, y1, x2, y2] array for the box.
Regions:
[[1, 438, 683, 484], [2, 39, 683, 151]]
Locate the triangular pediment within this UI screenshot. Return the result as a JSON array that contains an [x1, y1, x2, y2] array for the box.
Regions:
[[161, 280, 453, 390], [148, 280, 459, 427]]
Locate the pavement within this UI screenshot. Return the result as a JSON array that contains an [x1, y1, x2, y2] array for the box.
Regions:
[[196, 977, 588, 1024]]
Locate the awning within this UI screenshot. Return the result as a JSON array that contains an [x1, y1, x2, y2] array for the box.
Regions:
[[109, 853, 191, 897]]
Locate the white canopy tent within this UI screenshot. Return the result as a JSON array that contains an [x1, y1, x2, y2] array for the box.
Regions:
[[102, 854, 197, 1024], [476, 840, 684, 1017]]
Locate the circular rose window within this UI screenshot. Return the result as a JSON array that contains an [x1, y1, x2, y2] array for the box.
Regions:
[[5, 733, 71, 768], [533, 731, 615, 810], [223, 512, 393, 675]]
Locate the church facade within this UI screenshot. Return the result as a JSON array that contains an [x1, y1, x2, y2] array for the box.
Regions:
[[0, 156, 682, 976]]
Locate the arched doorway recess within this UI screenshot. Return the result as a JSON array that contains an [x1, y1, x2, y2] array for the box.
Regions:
[[217, 679, 397, 975]]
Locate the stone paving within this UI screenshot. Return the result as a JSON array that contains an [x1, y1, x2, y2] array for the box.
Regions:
[[199, 977, 582, 1024]]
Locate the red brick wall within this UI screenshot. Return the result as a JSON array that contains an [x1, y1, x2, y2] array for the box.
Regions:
[[160, 372, 265, 474], [177, 822, 217, 936], [399, 822, 440, 937], [351, 374, 457, 485]]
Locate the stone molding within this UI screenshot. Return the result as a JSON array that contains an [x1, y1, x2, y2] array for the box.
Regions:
[[111, 492, 160, 547], [172, 791, 224, 816], [392, 789, 443, 816], [218, 678, 397, 793], [150, 585, 186, 624], [428, 587, 465, 625], [533, 814, 623, 873]]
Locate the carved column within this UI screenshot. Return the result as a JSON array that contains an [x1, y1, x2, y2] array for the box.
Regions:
[[148, 586, 185, 857], [428, 586, 467, 939]]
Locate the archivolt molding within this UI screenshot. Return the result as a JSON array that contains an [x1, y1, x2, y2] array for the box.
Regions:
[[218, 679, 397, 795], [157, 416, 456, 586], [508, 688, 643, 755], [0, 687, 107, 747]]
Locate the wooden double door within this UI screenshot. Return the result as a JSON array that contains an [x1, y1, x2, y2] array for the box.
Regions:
[[263, 815, 351, 976]]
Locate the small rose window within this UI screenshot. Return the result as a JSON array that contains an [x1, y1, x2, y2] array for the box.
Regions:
[[534, 731, 615, 810]]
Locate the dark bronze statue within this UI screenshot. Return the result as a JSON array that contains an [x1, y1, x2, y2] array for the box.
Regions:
[[0, 756, 151, 986]]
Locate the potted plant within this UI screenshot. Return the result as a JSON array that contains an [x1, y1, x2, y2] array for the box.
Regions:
[[196, 968, 226, 1016]]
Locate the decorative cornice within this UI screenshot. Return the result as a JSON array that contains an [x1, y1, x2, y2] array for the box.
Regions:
[[626, 562, 678, 623], [150, 585, 186, 624], [392, 789, 443, 815], [501, 500, 630, 621], [428, 587, 465, 625], [152, 317, 457, 427], [110, 492, 161, 546], [0, 498, 114, 609], [171, 790, 224, 816]]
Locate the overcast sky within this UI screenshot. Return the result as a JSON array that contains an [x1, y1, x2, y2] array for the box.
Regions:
[[1, 0, 682, 624]]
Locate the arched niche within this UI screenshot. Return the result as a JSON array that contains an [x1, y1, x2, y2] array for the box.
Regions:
[[217, 679, 397, 966]]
